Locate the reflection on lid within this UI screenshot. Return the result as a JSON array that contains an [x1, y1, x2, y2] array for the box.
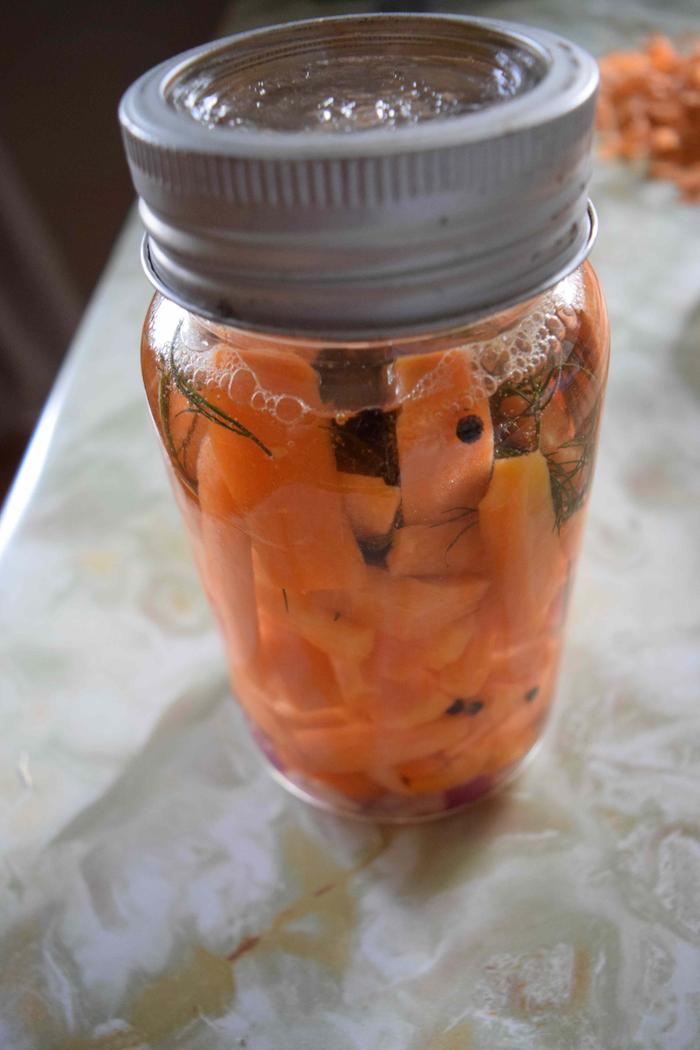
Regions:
[[168, 29, 544, 133]]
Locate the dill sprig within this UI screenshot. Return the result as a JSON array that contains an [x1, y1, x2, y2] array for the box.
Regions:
[[434, 504, 477, 526], [168, 342, 272, 458], [490, 344, 601, 528], [158, 368, 199, 494], [545, 398, 601, 529], [493, 350, 597, 460], [445, 517, 478, 559], [492, 361, 560, 458], [431, 505, 478, 562]]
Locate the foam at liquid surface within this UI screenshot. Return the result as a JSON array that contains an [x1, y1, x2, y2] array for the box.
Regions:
[[150, 269, 584, 423]]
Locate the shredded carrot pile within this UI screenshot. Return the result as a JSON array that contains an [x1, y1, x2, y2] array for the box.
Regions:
[[597, 35, 700, 201]]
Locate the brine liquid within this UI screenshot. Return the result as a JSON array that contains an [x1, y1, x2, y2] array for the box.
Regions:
[[143, 265, 608, 819]]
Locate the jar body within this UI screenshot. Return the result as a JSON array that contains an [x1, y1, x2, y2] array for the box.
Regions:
[[141, 263, 609, 820]]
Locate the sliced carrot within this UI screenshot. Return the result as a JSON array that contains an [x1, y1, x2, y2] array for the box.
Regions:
[[233, 672, 297, 758], [485, 633, 558, 689], [477, 451, 565, 636], [363, 632, 424, 684], [350, 677, 453, 728], [480, 717, 541, 778], [292, 721, 379, 773], [399, 673, 550, 795], [394, 707, 498, 794], [328, 654, 368, 707], [364, 618, 475, 685], [423, 618, 477, 670], [206, 346, 366, 592], [207, 344, 327, 511], [362, 570, 490, 642], [248, 482, 367, 592], [395, 348, 494, 525], [256, 619, 341, 713], [172, 480, 209, 584], [539, 393, 575, 455], [387, 518, 486, 577], [292, 707, 484, 775], [477, 652, 558, 776], [303, 569, 489, 642], [337, 472, 400, 539], [437, 622, 495, 698], [258, 578, 375, 663], [389, 714, 487, 766], [272, 703, 350, 730], [196, 436, 259, 668], [299, 769, 386, 802], [396, 747, 489, 796]]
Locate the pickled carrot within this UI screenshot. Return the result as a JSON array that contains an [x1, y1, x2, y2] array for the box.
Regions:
[[256, 620, 341, 713], [205, 346, 367, 592], [302, 769, 385, 801], [196, 436, 259, 668], [395, 350, 494, 525], [597, 35, 700, 202], [258, 579, 376, 663], [247, 482, 367, 592], [349, 677, 453, 728], [478, 451, 565, 634], [354, 570, 490, 642], [387, 517, 485, 577], [364, 618, 476, 686], [337, 472, 400, 538], [396, 746, 489, 796], [293, 708, 487, 774], [438, 622, 495, 699]]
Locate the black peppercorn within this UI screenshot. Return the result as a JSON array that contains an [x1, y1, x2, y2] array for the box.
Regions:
[[456, 415, 484, 443], [446, 698, 484, 716]]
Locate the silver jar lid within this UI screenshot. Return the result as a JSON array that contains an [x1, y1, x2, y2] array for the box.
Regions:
[[119, 14, 599, 339]]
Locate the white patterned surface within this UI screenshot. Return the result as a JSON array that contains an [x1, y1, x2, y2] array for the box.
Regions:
[[2, 7, 700, 1046]]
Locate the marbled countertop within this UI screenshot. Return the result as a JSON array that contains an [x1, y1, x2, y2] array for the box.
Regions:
[[2, 4, 700, 1048]]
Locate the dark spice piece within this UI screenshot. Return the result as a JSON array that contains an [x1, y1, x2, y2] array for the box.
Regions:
[[446, 698, 484, 716], [331, 409, 400, 486], [456, 414, 485, 444], [524, 686, 539, 703], [357, 534, 393, 567]]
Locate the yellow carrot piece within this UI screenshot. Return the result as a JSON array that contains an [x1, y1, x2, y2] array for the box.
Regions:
[[478, 451, 565, 635], [196, 436, 259, 668]]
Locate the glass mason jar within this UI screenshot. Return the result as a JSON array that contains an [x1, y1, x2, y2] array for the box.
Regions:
[[121, 15, 609, 820]]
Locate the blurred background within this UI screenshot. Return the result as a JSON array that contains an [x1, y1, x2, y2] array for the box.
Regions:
[[1, 0, 698, 502], [0, 0, 226, 498]]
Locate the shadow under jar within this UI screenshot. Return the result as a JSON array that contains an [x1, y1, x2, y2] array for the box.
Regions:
[[121, 14, 609, 821]]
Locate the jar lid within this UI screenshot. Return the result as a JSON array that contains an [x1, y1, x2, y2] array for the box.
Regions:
[[119, 13, 599, 339]]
